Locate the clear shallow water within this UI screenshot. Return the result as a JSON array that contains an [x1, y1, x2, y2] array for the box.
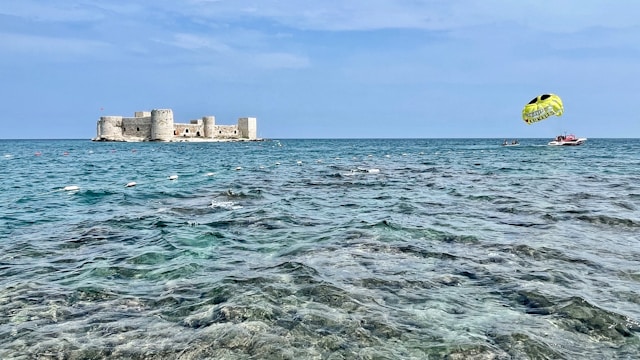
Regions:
[[1, 138, 639, 359]]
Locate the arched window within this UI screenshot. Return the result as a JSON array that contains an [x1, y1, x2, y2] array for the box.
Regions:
[[137, 127, 140, 131], [196, 131, 201, 136]]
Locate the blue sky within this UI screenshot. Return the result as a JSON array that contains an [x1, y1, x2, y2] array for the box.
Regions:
[[1, 1, 638, 139]]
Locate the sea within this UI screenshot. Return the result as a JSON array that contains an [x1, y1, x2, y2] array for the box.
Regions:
[[1, 138, 639, 359]]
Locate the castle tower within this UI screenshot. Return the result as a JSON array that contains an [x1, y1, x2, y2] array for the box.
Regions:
[[238, 117, 257, 139], [203, 116, 216, 138], [151, 109, 174, 141], [98, 116, 123, 140]]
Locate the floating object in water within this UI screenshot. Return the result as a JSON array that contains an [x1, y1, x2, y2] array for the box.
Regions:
[[4, 154, 11, 158], [205, 172, 215, 177], [368, 168, 380, 174], [275, 162, 281, 165], [63, 185, 79, 191], [35, 151, 42, 156], [168, 175, 178, 180], [235, 167, 242, 170], [125, 182, 137, 187], [297, 161, 302, 165], [131, 149, 137, 152], [385, 155, 390, 158], [63, 152, 69, 156], [317, 160, 323, 163]]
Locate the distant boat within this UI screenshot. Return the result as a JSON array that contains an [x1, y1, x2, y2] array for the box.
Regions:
[[548, 134, 587, 146], [501, 139, 519, 147]]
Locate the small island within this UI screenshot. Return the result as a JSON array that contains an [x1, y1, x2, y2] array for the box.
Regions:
[[93, 109, 259, 142]]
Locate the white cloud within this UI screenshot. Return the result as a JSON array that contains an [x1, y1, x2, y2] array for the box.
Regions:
[[0, 32, 110, 57], [158, 33, 232, 52], [0, 1, 102, 22], [2, 0, 639, 32], [169, 0, 640, 32], [0, 1, 146, 22]]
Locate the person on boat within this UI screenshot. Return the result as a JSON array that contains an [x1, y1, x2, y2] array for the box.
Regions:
[[503, 139, 508, 145]]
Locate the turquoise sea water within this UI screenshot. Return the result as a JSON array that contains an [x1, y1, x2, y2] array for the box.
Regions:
[[1, 138, 639, 359]]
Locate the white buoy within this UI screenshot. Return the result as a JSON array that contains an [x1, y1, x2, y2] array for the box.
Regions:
[[205, 172, 215, 176], [168, 175, 178, 180], [275, 162, 281, 165], [125, 182, 137, 187], [63, 185, 79, 191], [235, 167, 242, 170], [368, 168, 380, 174], [297, 161, 302, 165]]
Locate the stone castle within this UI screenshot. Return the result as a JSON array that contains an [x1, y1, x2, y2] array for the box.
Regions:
[[93, 109, 258, 142]]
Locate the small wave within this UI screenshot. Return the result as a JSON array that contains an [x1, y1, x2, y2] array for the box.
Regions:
[[210, 200, 242, 210], [222, 188, 263, 199], [576, 214, 640, 228]]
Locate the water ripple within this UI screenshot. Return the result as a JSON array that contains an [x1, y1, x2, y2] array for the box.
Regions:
[[1, 138, 639, 358]]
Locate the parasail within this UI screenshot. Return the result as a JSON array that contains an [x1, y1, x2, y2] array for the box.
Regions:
[[522, 93, 564, 125]]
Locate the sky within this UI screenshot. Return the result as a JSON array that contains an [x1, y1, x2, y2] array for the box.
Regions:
[[0, 0, 639, 139]]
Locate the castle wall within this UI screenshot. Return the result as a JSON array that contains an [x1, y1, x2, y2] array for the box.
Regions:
[[174, 123, 205, 138], [122, 117, 152, 140], [214, 125, 239, 139], [238, 117, 257, 139], [135, 111, 151, 118], [151, 109, 174, 141]]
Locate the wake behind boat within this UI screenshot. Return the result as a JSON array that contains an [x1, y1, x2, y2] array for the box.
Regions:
[[548, 134, 587, 146]]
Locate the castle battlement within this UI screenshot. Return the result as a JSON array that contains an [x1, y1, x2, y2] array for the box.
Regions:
[[93, 109, 258, 142]]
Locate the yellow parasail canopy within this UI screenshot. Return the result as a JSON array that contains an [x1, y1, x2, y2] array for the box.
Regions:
[[522, 93, 564, 125]]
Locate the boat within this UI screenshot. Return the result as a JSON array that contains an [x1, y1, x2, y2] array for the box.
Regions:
[[548, 134, 587, 146], [501, 139, 520, 146]]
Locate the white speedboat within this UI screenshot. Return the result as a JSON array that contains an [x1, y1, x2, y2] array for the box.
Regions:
[[548, 134, 586, 146]]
